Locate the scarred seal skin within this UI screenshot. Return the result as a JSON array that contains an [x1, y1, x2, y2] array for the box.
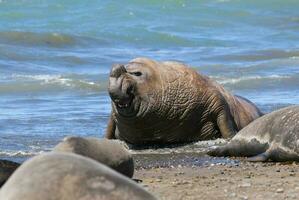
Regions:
[[106, 57, 263, 144], [208, 106, 299, 162], [53, 137, 134, 178], [0, 152, 157, 200], [0, 160, 20, 187]]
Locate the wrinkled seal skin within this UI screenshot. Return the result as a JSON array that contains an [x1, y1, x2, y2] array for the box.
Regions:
[[208, 106, 299, 162], [53, 136, 134, 178], [0, 160, 20, 187], [106, 57, 263, 144], [0, 152, 157, 200]]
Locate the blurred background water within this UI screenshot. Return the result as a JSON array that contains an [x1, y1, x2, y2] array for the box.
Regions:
[[0, 0, 299, 163]]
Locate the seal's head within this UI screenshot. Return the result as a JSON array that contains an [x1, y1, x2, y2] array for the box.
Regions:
[[108, 58, 159, 118]]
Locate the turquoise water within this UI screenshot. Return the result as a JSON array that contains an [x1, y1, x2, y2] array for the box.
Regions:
[[1, 0, 299, 161]]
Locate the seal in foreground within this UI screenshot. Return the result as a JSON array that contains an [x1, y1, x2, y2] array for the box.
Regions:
[[0, 152, 157, 200], [208, 106, 299, 162], [53, 136, 134, 177], [106, 57, 262, 144]]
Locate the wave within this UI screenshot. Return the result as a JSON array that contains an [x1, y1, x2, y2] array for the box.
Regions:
[[214, 74, 289, 84], [212, 74, 299, 90], [0, 31, 108, 48], [0, 150, 46, 157], [0, 31, 76, 47], [208, 49, 299, 63], [0, 74, 108, 94]]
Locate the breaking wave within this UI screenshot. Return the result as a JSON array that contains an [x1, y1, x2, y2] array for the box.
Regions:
[[0, 150, 46, 157], [213, 74, 299, 90], [0, 74, 108, 94]]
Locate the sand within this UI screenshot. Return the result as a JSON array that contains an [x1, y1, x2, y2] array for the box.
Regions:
[[134, 157, 299, 200]]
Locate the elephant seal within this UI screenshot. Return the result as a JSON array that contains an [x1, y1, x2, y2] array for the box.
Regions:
[[53, 136, 134, 178], [0, 152, 157, 200], [106, 57, 263, 144], [0, 160, 20, 187], [208, 106, 299, 162]]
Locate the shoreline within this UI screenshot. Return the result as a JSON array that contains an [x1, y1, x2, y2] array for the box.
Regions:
[[134, 157, 299, 200]]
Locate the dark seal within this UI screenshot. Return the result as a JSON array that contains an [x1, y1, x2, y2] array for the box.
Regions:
[[0, 160, 20, 187], [106, 57, 263, 144], [208, 106, 299, 162]]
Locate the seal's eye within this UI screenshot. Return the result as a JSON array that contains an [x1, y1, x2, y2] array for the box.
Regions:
[[129, 72, 142, 76]]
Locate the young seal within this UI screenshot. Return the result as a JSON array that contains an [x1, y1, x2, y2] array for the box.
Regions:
[[0, 152, 157, 200], [106, 57, 263, 144], [0, 160, 20, 187], [53, 137, 134, 178], [208, 106, 299, 162]]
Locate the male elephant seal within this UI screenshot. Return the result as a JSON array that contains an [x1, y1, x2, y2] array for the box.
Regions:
[[0, 160, 20, 187], [53, 137, 134, 178], [0, 152, 157, 200], [106, 57, 262, 144], [208, 106, 299, 162]]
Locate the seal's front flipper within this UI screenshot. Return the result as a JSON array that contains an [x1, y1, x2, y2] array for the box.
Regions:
[[207, 146, 229, 157], [217, 110, 238, 139], [208, 138, 269, 159], [105, 113, 116, 139], [207, 139, 244, 157], [246, 151, 270, 162]]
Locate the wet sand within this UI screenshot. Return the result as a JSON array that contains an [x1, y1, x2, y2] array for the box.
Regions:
[[134, 154, 299, 200]]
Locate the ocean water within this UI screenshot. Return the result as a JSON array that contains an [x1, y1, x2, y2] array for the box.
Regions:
[[0, 0, 299, 164]]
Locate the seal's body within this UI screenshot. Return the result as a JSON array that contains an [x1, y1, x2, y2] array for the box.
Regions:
[[0, 153, 157, 200], [54, 137, 134, 177], [208, 106, 299, 162], [107, 57, 262, 144]]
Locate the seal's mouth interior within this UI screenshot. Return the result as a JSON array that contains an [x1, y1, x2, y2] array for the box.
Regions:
[[114, 94, 134, 109]]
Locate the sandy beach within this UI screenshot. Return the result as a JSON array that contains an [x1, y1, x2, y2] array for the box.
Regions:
[[134, 156, 299, 200]]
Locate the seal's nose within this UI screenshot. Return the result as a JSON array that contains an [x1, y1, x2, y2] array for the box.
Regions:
[[109, 81, 133, 103], [109, 64, 131, 103], [110, 64, 127, 78]]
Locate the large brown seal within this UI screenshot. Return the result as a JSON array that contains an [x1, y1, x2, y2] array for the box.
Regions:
[[208, 106, 299, 162], [106, 57, 263, 144], [0, 152, 157, 200], [53, 137, 134, 178]]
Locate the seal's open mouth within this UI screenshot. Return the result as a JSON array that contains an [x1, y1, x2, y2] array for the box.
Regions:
[[117, 102, 130, 109], [114, 95, 134, 110]]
